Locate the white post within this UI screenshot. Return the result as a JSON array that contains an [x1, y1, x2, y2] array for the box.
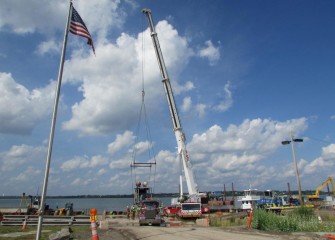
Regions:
[[35, 1, 73, 239], [290, 132, 304, 206]]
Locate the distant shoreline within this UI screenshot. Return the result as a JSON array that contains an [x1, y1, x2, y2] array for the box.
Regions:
[[0, 190, 318, 199], [0, 193, 180, 199]]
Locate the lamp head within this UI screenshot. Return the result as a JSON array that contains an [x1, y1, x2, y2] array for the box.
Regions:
[[281, 140, 291, 145]]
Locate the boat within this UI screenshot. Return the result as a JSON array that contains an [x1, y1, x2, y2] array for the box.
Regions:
[[205, 184, 236, 212], [256, 190, 278, 208], [237, 189, 261, 211], [31, 196, 41, 209]]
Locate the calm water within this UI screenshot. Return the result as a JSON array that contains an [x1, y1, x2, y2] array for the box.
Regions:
[[0, 197, 173, 214]]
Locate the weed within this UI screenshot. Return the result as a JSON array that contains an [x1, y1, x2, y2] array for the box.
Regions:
[[251, 207, 335, 232]]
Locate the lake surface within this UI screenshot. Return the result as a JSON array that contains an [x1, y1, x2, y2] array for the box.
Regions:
[[0, 197, 174, 214]]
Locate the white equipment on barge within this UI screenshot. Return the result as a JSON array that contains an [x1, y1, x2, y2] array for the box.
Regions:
[[237, 189, 261, 211]]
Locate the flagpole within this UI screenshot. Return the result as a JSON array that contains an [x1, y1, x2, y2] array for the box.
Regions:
[[36, 1, 73, 239]]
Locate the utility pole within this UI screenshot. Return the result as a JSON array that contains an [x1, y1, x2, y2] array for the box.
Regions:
[[281, 132, 304, 205]]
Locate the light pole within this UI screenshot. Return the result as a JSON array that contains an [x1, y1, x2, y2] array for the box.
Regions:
[[281, 132, 304, 205]]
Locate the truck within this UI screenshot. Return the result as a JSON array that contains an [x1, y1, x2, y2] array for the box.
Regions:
[[143, 9, 205, 218], [178, 202, 202, 218], [131, 181, 163, 226], [138, 199, 163, 226]]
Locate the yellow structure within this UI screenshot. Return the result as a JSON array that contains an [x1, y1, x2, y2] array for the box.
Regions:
[[307, 176, 335, 200]]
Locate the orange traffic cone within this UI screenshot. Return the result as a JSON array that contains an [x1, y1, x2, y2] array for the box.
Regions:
[[91, 220, 99, 240], [22, 219, 27, 231], [247, 207, 253, 230]]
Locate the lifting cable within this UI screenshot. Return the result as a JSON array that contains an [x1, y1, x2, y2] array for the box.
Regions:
[[130, 15, 157, 194]]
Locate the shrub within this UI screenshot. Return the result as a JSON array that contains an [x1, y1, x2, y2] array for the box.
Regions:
[[291, 206, 314, 220], [251, 207, 335, 232], [209, 207, 335, 232], [251, 209, 280, 231]]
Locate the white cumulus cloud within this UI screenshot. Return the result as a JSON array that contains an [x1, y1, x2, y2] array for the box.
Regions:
[[0, 72, 56, 134], [0, 144, 46, 171], [62, 19, 194, 136], [214, 81, 233, 112], [36, 39, 61, 55], [108, 131, 135, 155], [303, 144, 335, 174], [198, 40, 220, 66], [60, 155, 108, 172]]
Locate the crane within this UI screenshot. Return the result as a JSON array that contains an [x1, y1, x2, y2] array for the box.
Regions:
[[307, 176, 335, 200], [142, 9, 202, 217]]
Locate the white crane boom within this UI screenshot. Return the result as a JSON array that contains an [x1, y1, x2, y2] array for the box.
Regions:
[[142, 8, 198, 196]]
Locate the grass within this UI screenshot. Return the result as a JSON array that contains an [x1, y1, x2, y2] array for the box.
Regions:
[[209, 207, 335, 233], [209, 212, 248, 227], [0, 225, 91, 240], [251, 207, 335, 232]]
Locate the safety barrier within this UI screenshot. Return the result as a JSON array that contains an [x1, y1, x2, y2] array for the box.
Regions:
[[1, 215, 90, 226]]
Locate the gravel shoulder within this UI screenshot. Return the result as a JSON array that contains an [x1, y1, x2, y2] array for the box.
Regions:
[[0, 216, 329, 239], [75, 217, 329, 240]]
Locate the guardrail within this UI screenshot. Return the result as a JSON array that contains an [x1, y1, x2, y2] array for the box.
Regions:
[[1, 215, 91, 226]]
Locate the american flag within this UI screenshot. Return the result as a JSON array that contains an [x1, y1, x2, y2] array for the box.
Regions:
[[69, 6, 95, 54]]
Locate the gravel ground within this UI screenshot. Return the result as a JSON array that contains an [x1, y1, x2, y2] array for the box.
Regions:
[[70, 217, 329, 240], [0, 216, 330, 239]]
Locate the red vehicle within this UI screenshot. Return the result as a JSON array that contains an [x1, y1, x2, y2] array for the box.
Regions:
[[164, 202, 209, 218], [164, 206, 179, 217], [178, 202, 202, 218]]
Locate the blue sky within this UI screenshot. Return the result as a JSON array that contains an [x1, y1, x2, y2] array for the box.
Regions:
[[0, 0, 334, 196]]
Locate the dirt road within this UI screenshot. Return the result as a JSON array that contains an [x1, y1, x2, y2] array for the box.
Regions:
[[92, 217, 324, 240], [0, 216, 326, 239]]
